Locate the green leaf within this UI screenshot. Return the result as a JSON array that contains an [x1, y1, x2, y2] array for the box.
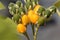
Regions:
[[0, 15, 21, 40], [0, 2, 5, 10], [54, 1, 60, 8]]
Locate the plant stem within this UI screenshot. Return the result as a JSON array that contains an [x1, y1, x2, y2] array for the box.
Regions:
[[34, 24, 40, 40], [31, 23, 35, 35], [24, 32, 30, 40]]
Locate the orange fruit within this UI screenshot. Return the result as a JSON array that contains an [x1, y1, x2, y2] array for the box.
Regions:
[[34, 5, 42, 13], [17, 24, 26, 33], [30, 14, 39, 24], [28, 10, 34, 16], [22, 15, 29, 25], [28, 10, 39, 24], [28, 10, 34, 20]]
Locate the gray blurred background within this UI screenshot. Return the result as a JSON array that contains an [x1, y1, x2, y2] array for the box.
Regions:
[[0, 0, 60, 40]]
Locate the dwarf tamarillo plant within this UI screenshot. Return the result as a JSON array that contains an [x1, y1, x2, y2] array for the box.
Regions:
[[8, 0, 60, 40]]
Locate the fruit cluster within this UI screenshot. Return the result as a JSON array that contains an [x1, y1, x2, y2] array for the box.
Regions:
[[8, 0, 57, 40]]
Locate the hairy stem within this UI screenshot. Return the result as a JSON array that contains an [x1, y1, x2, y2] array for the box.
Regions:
[[31, 23, 35, 35], [34, 24, 40, 40], [24, 32, 30, 40]]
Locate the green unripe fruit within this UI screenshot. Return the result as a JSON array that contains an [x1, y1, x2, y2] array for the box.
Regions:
[[8, 3, 14, 8], [12, 14, 20, 22], [44, 10, 51, 18], [18, 7, 23, 15], [12, 6, 16, 13], [50, 6, 56, 13], [9, 6, 16, 15], [25, 2, 31, 9], [8, 3, 16, 15], [37, 17, 45, 25], [16, 1, 22, 7], [37, 7, 45, 16], [18, 7, 25, 15], [35, 0, 39, 4]]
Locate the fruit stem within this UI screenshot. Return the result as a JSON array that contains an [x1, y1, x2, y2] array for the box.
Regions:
[[24, 5, 27, 13], [24, 32, 30, 40], [34, 24, 40, 40], [16, 9, 18, 14], [31, 23, 35, 35]]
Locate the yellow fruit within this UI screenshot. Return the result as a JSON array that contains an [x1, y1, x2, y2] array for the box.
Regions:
[[28, 10, 34, 20], [28, 10, 39, 24], [22, 15, 29, 25], [34, 5, 42, 13], [28, 10, 34, 16], [30, 14, 39, 24], [17, 24, 26, 33]]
